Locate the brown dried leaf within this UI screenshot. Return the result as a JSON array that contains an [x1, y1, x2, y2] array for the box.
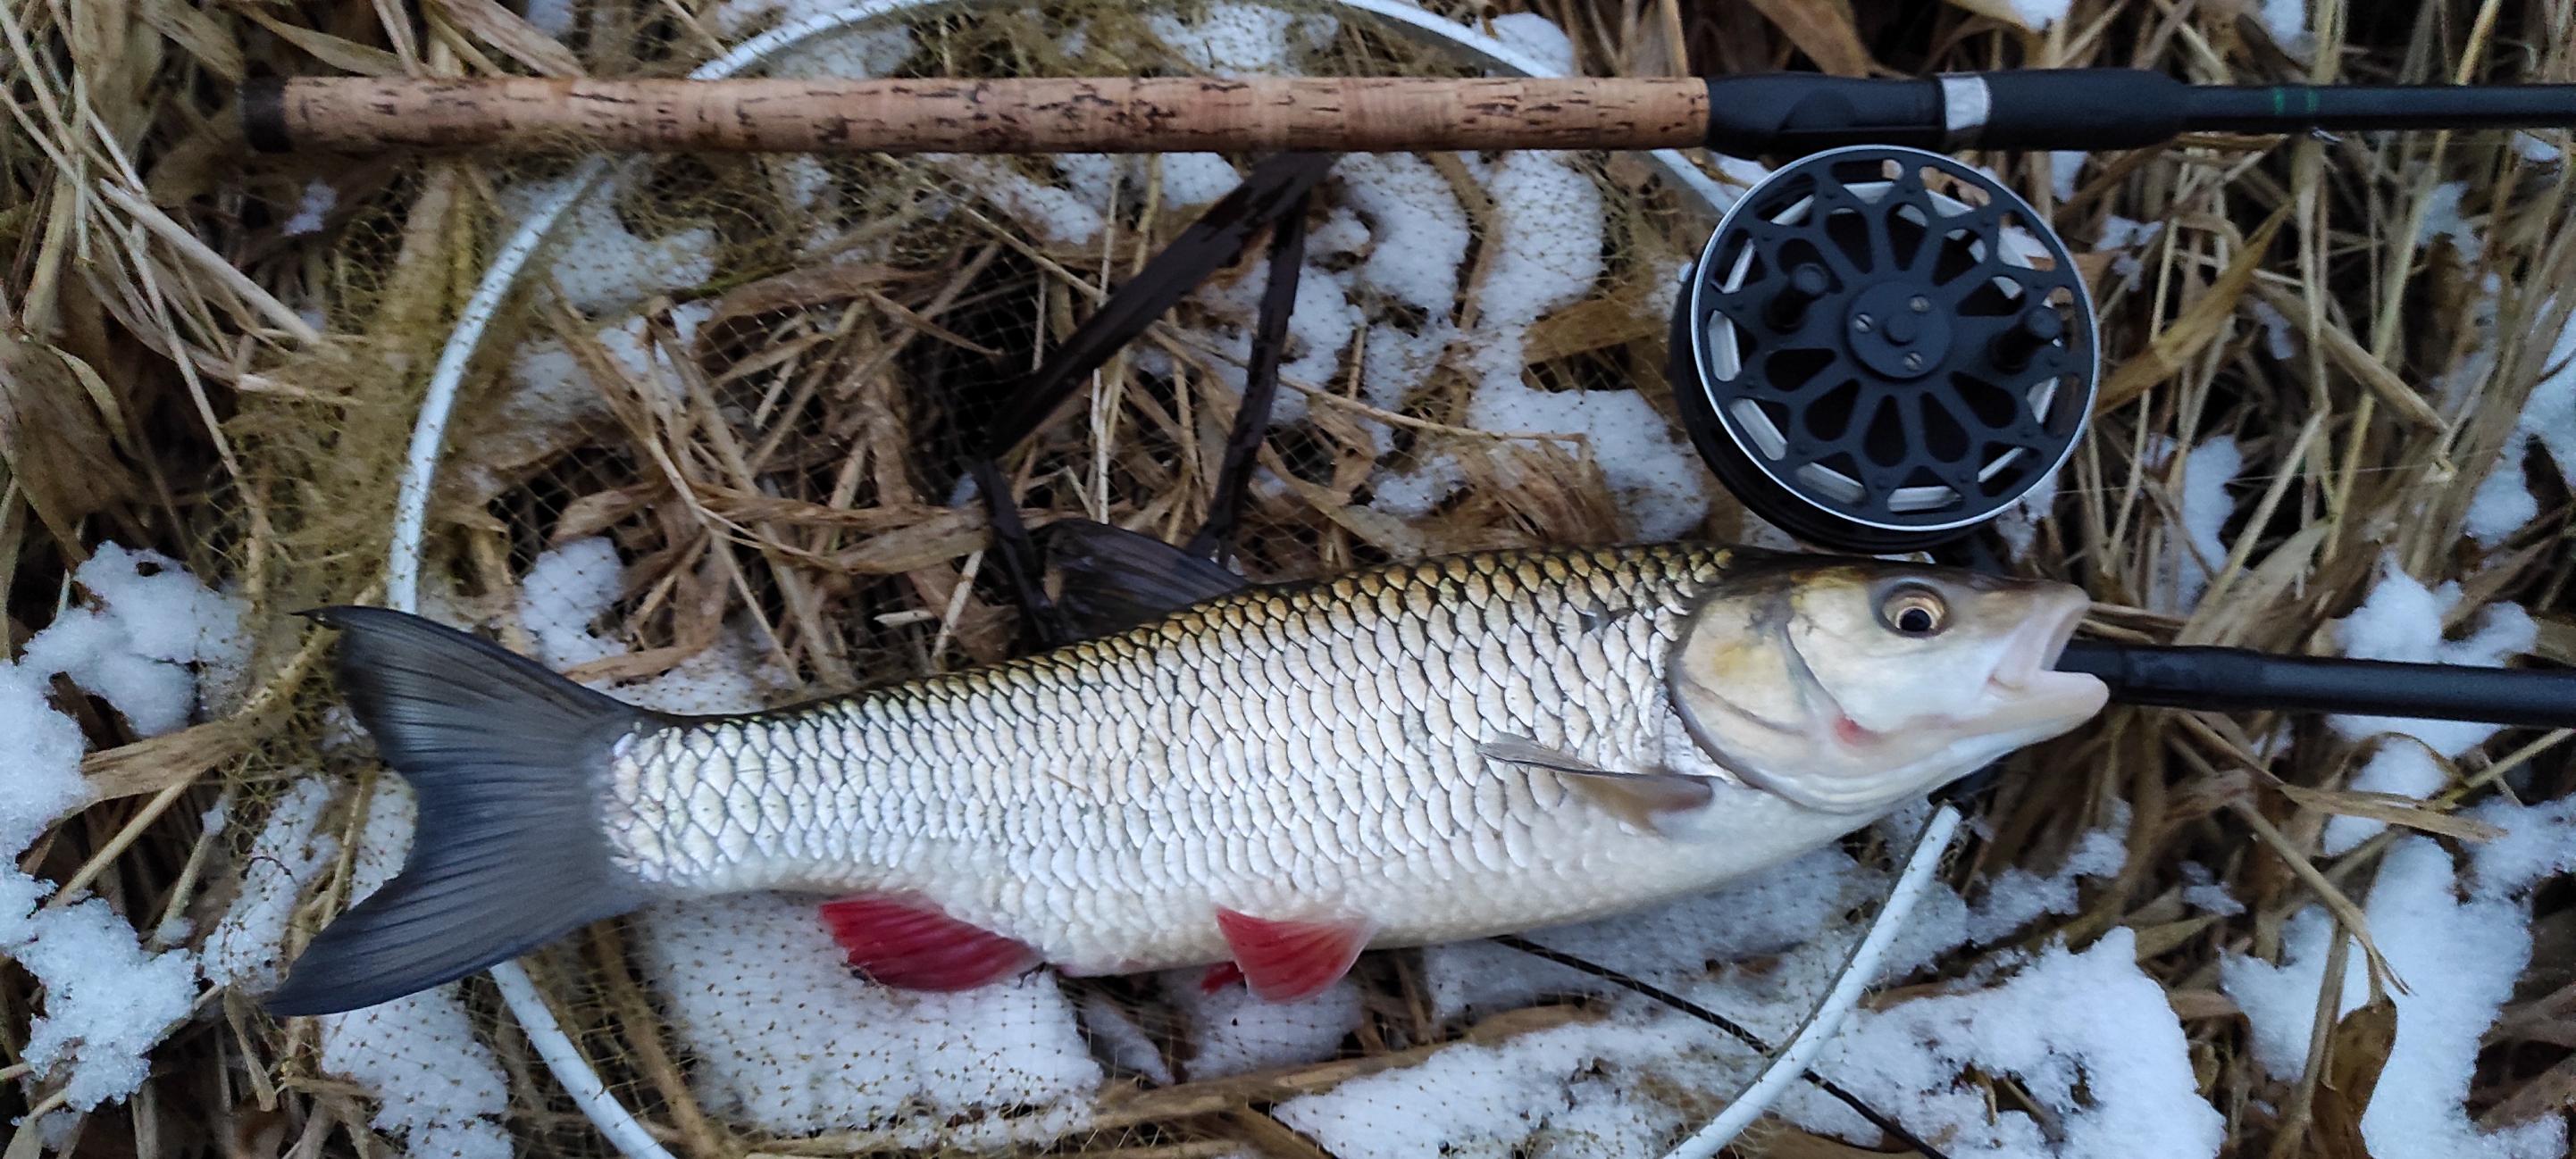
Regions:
[[142, 0, 245, 82], [2096, 205, 2290, 413], [1522, 296, 1660, 363], [1744, 0, 1875, 76], [706, 262, 904, 334], [239, 10, 404, 76], [83, 717, 256, 802], [0, 337, 140, 545], [2310, 996, 2397, 1159], [429, 0, 586, 79], [2273, 780, 2505, 843], [2253, 282, 2447, 430], [829, 508, 991, 574]]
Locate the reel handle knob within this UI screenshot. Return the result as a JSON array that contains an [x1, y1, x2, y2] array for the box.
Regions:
[[1767, 264, 1832, 330], [1991, 305, 2063, 372]]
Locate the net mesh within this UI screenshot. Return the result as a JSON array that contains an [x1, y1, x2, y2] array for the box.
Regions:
[[19, 0, 2576, 1156]]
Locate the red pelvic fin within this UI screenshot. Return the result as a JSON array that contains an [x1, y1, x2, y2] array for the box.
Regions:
[[818, 896, 1039, 992], [1213, 907, 1375, 1003], [1200, 961, 1246, 994]]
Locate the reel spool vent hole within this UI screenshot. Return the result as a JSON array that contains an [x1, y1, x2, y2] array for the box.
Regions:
[[1670, 146, 2099, 554]]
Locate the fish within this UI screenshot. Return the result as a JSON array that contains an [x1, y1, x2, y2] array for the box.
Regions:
[[262, 523, 2107, 1016]]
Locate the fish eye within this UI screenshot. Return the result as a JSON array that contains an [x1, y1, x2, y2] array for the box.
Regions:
[[1878, 584, 1949, 637]]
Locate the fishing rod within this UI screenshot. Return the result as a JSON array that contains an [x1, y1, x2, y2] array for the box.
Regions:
[[238, 70, 2576, 157]]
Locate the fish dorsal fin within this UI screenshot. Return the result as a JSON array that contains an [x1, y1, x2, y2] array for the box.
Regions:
[[1476, 735, 1719, 833], [819, 895, 1041, 991], [1214, 907, 1376, 1002], [1046, 519, 1258, 639]]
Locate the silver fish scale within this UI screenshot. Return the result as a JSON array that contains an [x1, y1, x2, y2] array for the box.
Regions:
[[598, 544, 1857, 974]]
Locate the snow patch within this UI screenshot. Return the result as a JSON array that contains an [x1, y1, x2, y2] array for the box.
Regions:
[[204, 779, 341, 988], [1804, 929, 2224, 1158], [2221, 837, 2564, 1158], [1147, 3, 1337, 77], [314, 784, 514, 1159], [2146, 436, 2244, 613], [282, 180, 336, 237], [501, 174, 716, 316], [2327, 554, 2535, 762], [635, 893, 1102, 1142], [1167, 972, 1362, 1079]]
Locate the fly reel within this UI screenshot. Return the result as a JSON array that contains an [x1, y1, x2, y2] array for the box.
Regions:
[[1670, 145, 2097, 554]]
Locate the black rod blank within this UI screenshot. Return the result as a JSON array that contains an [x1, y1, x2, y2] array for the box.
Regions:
[[2055, 639, 2576, 730]]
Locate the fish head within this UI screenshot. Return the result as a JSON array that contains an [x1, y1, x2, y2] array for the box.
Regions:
[[1666, 556, 2107, 815]]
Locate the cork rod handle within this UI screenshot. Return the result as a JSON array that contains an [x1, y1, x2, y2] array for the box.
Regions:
[[242, 75, 1714, 155]]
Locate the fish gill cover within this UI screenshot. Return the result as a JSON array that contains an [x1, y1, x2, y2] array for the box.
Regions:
[[2, 1, 2572, 1158]]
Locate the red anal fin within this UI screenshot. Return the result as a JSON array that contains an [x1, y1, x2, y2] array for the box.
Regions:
[[1214, 908, 1375, 1003], [819, 896, 1038, 992]]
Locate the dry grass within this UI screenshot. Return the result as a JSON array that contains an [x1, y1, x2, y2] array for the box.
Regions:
[[3, 0, 2572, 1156]]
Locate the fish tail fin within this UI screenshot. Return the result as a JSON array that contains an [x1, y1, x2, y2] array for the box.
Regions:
[[264, 605, 657, 1017]]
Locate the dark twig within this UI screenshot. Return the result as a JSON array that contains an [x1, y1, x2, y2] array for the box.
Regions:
[[1184, 185, 1309, 564], [1491, 934, 1952, 1159], [977, 152, 1338, 459]]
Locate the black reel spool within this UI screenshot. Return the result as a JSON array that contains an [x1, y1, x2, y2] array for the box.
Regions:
[[1669, 146, 2098, 554]]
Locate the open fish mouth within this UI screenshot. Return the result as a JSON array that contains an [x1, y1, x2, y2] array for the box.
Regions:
[[1984, 590, 2106, 715]]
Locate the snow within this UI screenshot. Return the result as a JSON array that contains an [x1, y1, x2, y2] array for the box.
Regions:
[[521, 536, 625, 670], [634, 893, 1102, 1143], [1960, 823, 2128, 944], [1805, 928, 2224, 1159], [2254, 0, 2313, 61], [2469, 303, 2576, 546], [523, 0, 574, 37], [1423, 843, 1866, 1024], [6, 893, 201, 1113], [1487, 11, 1577, 76], [204, 779, 342, 987], [2325, 554, 2535, 768], [1146, 3, 1337, 77], [0, 545, 243, 1124], [2417, 181, 2484, 263], [2467, 791, 2576, 898], [518, 537, 790, 713], [501, 173, 716, 315], [2179, 861, 2246, 917], [929, 154, 1106, 246], [1191, 254, 1361, 425], [1166, 971, 1362, 1078], [2249, 298, 2299, 360], [2048, 151, 2085, 202], [1370, 453, 1467, 519], [1336, 153, 1468, 315], [2145, 436, 2243, 613], [2002, 0, 2075, 29], [1272, 1005, 1748, 1159], [1459, 151, 1709, 540], [2095, 215, 2165, 292], [282, 179, 335, 237], [2321, 743, 2446, 855], [2464, 456, 2538, 547], [0, 664, 94, 856], [315, 783, 514, 1159], [1158, 152, 1240, 207], [25, 543, 253, 733], [2513, 131, 2563, 164], [2221, 836, 2564, 1159], [1080, 991, 1173, 1084]]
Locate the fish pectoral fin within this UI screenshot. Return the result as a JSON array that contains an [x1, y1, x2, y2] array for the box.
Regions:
[[1475, 734, 1618, 777], [1044, 518, 1259, 639], [1214, 907, 1376, 1003], [819, 895, 1041, 991], [1477, 734, 1719, 832], [1562, 771, 1719, 832]]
